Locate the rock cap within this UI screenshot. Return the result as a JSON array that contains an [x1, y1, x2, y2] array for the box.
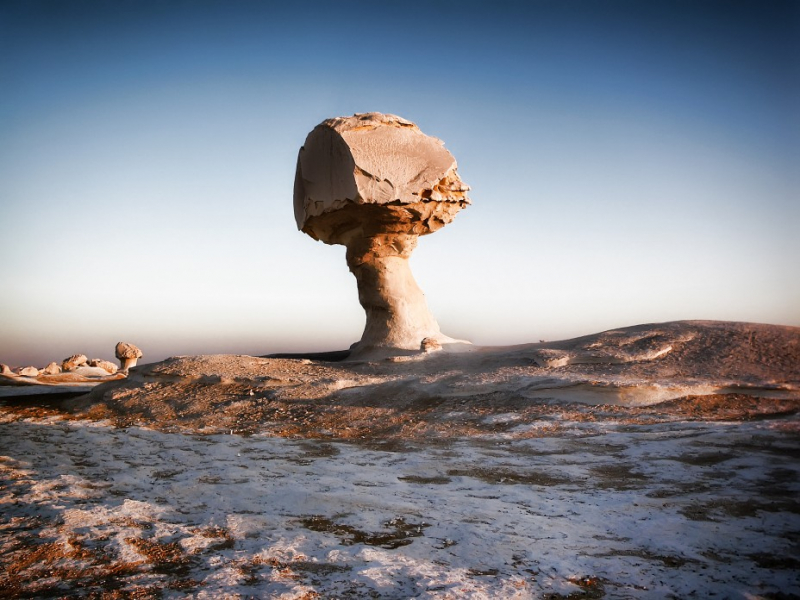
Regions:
[[294, 112, 470, 233]]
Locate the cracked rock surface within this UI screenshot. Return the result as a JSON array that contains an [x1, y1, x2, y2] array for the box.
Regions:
[[294, 113, 469, 228]]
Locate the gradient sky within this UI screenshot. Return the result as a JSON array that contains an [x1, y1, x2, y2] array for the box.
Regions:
[[1, 0, 798, 367]]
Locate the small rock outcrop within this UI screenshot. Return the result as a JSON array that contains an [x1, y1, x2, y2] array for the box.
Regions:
[[18, 366, 40, 377], [294, 112, 471, 358], [0, 364, 13, 376], [42, 362, 62, 375], [88, 359, 118, 375], [420, 338, 443, 353], [62, 354, 88, 371], [115, 342, 143, 371], [529, 349, 571, 368]]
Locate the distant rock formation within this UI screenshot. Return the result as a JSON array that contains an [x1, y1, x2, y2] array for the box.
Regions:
[[115, 342, 143, 371], [62, 355, 88, 371], [294, 113, 471, 359], [88, 359, 118, 375], [43, 362, 62, 375], [0, 343, 138, 388]]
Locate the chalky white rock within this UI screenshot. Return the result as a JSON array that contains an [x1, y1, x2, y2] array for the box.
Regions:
[[294, 113, 470, 358]]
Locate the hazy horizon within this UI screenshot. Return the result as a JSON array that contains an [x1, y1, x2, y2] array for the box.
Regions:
[[2, 0, 798, 367]]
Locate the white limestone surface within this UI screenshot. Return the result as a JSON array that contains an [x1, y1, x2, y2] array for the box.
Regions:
[[1, 414, 798, 598]]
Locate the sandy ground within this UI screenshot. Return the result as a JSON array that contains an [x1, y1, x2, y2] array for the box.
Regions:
[[1, 321, 799, 598]]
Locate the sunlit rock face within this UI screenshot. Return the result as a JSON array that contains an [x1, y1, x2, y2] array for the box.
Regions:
[[115, 342, 143, 371], [43, 362, 61, 375], [62, 354, 88, 372], [88, 359, 118, 375], [294, 112, 471, 358]]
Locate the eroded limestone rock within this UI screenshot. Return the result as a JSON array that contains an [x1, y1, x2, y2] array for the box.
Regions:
[[115, 342, 143, 371], [18, 366, 40, 377], [62, 354, 88, 371], [0, 364, 13, 376], [42, 362, 62, 375], [294, 113, 471, 358], [88, 359, 119, 375]]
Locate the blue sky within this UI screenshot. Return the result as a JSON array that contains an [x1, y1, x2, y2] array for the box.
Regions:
[[1, 0, 798, 366]]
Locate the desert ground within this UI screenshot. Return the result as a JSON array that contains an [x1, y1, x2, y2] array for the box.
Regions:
[[1, 320, 799, 598]]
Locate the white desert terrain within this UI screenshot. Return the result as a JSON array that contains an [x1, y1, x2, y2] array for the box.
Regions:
[[2, 114, 798, 598], [1, 320, 799, 599]]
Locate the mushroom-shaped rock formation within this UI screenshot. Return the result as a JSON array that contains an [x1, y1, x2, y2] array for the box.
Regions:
[[115, 342, 143, 371], [294, 113, 471, 358], [0, 364, 13, 376], [62, 354, 88, 372]]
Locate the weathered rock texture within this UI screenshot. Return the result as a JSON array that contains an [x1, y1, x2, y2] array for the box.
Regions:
[[60, 321, 800, 438], [115, 342, 142, 371], [88, 359, 118, 375], [62, 354, 88, 372], [18, 366, 40, 377], [294, 113, 470, 358], [42, 362, 62, 375]]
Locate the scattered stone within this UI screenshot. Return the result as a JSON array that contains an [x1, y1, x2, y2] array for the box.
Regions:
[[18, 366, 40, 377], [115, 342, 143, 371], [62, 354, 88, 371], [421, 338, 443, 353], [42, 362, 62, 375], [88, 359, 118, 374], [294, 112, 471, 358], [530, 349, 571, 368]]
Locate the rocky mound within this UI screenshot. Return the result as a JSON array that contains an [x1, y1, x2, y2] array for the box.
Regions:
[[24, 320, 794, 440]]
